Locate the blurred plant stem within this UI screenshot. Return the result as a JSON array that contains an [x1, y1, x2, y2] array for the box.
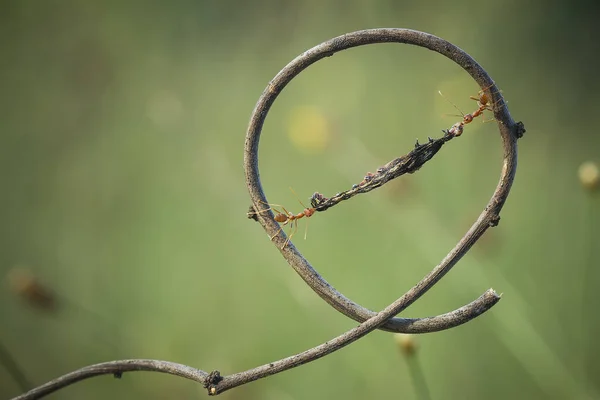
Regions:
[[582, 185, 599, 392], [0, 340, 31, 393], [395, 334, 431, 400]]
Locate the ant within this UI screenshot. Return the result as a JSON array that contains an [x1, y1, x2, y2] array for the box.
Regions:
[[440, 87, 495, 137], [249, 189, 316, 249]]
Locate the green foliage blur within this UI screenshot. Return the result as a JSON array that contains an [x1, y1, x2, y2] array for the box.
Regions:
[[2, 1, 600, 399]]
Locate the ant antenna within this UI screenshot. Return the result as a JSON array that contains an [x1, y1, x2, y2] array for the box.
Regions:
[[438, 90, 465, 117]]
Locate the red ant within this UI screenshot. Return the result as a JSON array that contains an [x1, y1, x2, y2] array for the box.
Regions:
[[249, 189, 316, 249], [440, 87, 495, 137]]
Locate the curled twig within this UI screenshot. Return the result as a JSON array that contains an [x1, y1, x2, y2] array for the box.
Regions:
[[13, 28, 523, 399], [245, 28, 522, 333]]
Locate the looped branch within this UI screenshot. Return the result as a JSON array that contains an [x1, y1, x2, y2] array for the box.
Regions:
[[245, 28, 522, 333], [12, 28, 523, 399]]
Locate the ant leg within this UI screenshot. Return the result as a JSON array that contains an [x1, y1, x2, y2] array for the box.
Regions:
[[303, 215, 309, 240], [290, 219, 299, 241], [469, 83, 495, 102], [249, 200, 286, 216], [270, 222, 286, 241], [251, 201, 297, 222], [470, 85, 503, 108], [281, 220, 298, 249], [260, 200, 293, 218], [482, 115, 497, 124], [251, 205, 280, 216]]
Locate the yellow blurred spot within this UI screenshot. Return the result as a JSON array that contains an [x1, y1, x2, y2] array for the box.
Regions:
[[578, 161, 599, 191], [394, 334, 417, 357], [287, 106, 332, 153]]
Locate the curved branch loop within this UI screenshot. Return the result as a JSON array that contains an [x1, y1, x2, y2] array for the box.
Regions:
[[244, 28, 521, 333], [14, 28, 523, 400]]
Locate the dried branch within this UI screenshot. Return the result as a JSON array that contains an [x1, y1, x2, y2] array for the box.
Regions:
[[245, 28, 523, 334], [13, 290, 500, 400], [13, 28, 524, 399], [310, 131, 457, 211], [12, 360, 207, 400], [210, 289, 500, 395]]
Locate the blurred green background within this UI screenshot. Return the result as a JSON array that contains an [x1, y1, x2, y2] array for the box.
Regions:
[[2, 1, 599, 399]]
